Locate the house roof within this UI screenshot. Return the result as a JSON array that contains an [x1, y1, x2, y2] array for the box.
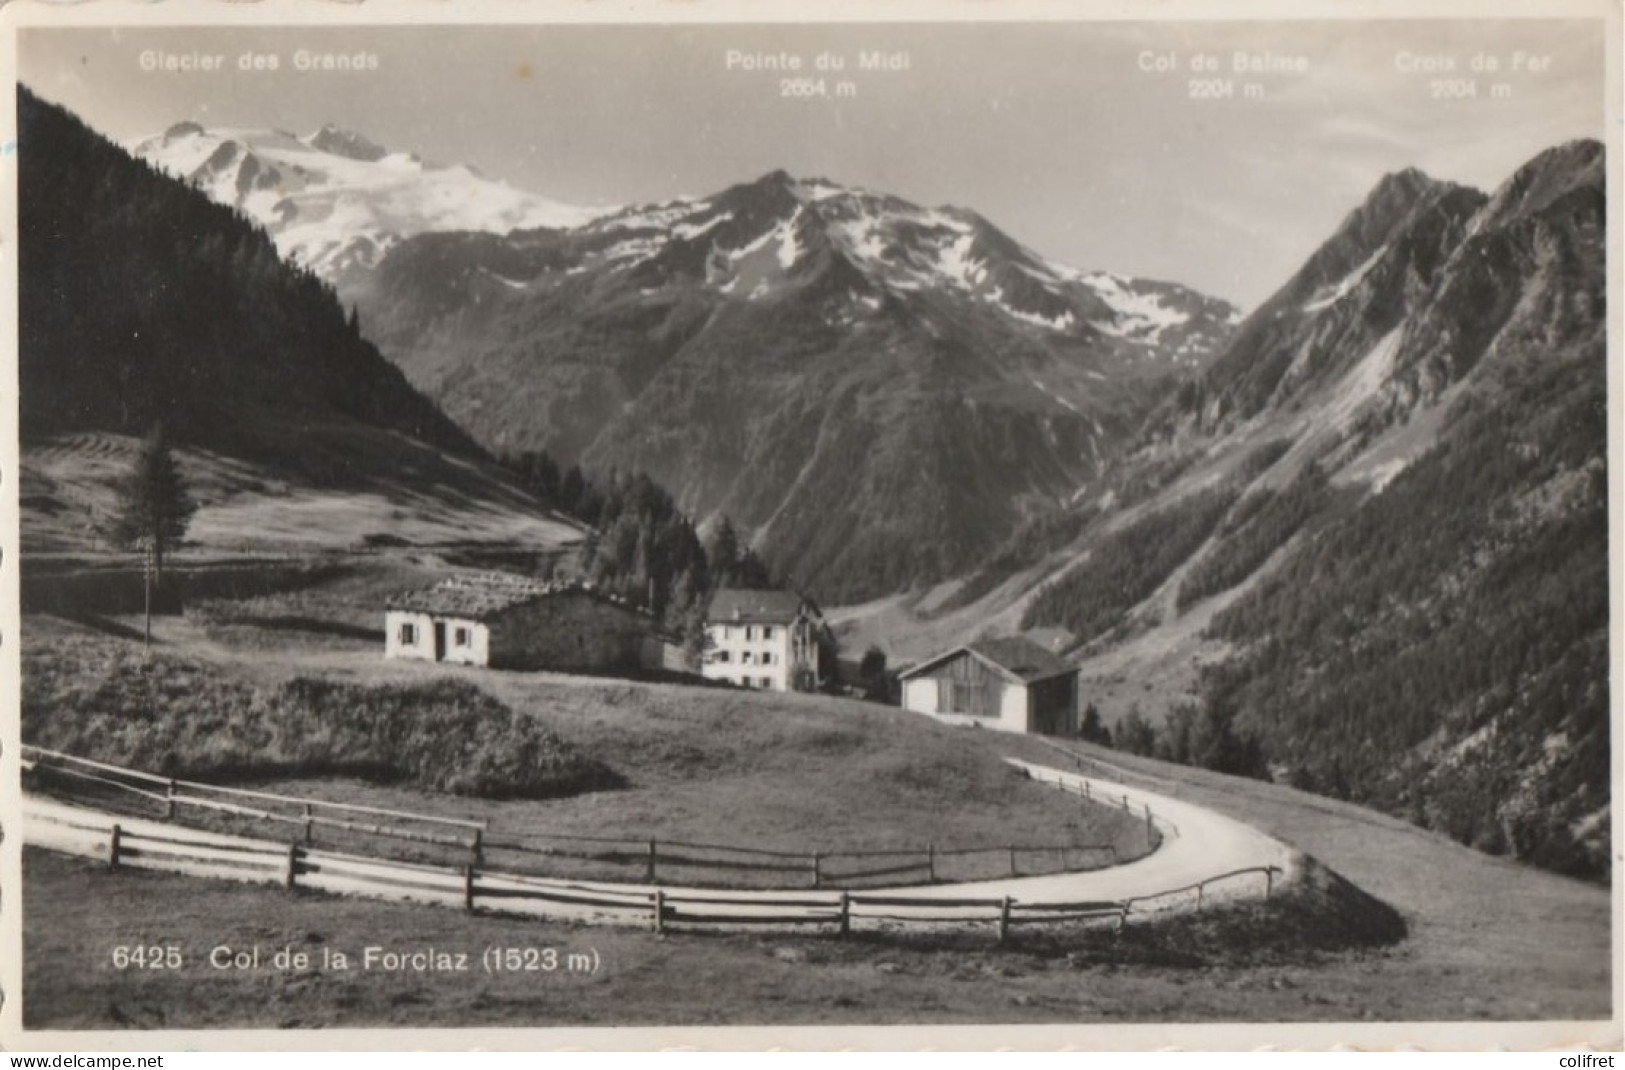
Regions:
[[707, 588, 812, 625], [897, 635, 1076, 685], [386, 574, 640, 622]]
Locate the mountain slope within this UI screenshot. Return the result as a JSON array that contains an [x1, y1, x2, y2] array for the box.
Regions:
[[132, 121, 606, 286], [348, 170, 1239, 601], [1193, 141, 1608, 877], [19, 87, 579, 555], [988, 141, 1607, 878]]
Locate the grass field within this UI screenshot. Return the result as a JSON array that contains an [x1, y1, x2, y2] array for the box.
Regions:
[[21, 606, 1152, 877], [17, 557, 1614, 1031], [22, 430, 586, 556], [24, 848, 1425, 1031], [987, 739, 1615, 1024]]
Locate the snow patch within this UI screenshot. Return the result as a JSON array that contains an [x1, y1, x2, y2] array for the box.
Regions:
[[1085, 273, 1190, 343], [989, 286, 1074, 332], [672, 212, 731, 241], [777, 209, 804, 269], [937, 231, 988, 290], [478, 266, 529, 290], [1029, 377, 1083, 414], [1303, 245, 1387, 313]]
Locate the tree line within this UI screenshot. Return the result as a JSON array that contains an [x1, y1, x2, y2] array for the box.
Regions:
[[501, 449, 816, 667]]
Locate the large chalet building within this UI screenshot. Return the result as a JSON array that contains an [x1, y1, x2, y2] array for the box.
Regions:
[[701, 589, 823, 692]]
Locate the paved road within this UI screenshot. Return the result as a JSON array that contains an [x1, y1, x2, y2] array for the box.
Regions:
[[24, 759, 1298, 932]]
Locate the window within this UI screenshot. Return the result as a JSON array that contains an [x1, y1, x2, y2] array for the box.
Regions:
[[944, 681, 992, 716], [761, 652, 776, 666], [453, 626, 471, 647], [760, 676, 774, 690], [762, 626, 775, 641], [399, 622, 417, 645], [716, 650, 732, 664], [745, 625, 756, 641], [742, 651, 756, 665]]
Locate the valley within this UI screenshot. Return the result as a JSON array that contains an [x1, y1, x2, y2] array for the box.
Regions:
[[10, 29, 1614, 1038]]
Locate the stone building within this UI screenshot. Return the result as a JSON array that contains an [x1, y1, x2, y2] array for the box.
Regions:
[[384, 574, 651, 674]]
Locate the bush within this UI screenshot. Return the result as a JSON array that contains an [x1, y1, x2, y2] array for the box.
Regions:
[[22, 642, 618, 799]]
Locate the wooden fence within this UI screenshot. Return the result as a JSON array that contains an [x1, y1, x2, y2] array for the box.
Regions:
[[1012, 759, 1181, 841], [22, 745, 488, 857], [24, 803, 1283, 943], [22, 746, 1131, 890]]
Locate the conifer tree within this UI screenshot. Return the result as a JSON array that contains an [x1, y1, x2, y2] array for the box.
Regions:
[[109, 423, 197, 585]]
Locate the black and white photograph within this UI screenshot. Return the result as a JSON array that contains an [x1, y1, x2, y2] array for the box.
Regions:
[[0, 0, 1618, 1050]]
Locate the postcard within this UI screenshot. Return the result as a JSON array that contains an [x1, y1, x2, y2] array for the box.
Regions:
[[1, 0, 1619, 1051]]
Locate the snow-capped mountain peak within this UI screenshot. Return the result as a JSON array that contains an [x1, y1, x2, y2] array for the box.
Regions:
[[558, 170, 1236, 366], [131, 121, 611, 283]]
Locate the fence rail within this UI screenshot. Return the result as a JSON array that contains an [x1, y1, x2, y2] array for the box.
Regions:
[[24, 804, 1284, 943], [23, 745, 1139, 891]]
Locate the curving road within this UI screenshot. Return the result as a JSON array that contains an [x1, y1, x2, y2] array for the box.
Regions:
[[24, 759, 1300, 931]]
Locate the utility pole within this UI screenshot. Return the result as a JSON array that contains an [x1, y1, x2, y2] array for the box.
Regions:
[[139, 535, 154, 649]]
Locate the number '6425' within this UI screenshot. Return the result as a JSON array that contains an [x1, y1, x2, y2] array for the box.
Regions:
[[112, 945, 184, 969]]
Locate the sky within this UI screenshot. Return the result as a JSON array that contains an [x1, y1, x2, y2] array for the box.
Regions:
[[19, 18, 1607, 309]]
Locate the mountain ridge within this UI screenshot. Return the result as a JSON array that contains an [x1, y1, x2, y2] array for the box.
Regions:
[[898, 138, 1609, 879], [342, 164, 1241, 601], [131, 119, 611, 284]]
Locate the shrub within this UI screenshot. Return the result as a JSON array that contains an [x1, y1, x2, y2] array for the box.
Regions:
[[22, 641, 618, 799]]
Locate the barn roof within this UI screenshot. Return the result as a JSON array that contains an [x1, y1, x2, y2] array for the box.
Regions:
[[386, 574, 640, 622], [897, 635, 1076, 685], [707, 588, 813, 625]]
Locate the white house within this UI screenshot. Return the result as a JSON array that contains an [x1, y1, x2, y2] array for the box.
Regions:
[[897, 636, 1079, 736], [702, 589, 822, 692]]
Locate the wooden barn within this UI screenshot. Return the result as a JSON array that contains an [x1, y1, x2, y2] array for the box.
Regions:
[[897, 636, 1079, 736], [384, 574, 652, 674]]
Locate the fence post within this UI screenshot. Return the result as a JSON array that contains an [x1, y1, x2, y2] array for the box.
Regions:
[[1265, 867, 1275, 898], [471, 827, 484, 868], [839, 892, 850, 937], [285, 843, 300, 889], [1145, 804, 1154, 846], [812, 852, 822, 889], [165, 780, 177, 821], [647, 839, 658, 883], [927, 843, 936, 882], [1116, 903, 1128, 934], [303, 802, 314, 845], [1121, 794, 1130, 812], [108, 823, 122, 869], [463, 864, 476, 912], [997, 896, 1012, 944], [653, 889, 665, 934], [1196, 882, 1205, 912], [1084, 780, 1091, 800]]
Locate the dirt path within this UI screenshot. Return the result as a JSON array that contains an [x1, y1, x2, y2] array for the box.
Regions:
[[24, 759, 1295, 929]]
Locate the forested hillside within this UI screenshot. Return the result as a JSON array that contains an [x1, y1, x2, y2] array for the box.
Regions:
[[17, 86, 480, 465], [992, 141, 1610, 879]]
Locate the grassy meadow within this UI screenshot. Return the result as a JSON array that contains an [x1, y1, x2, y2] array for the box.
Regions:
[[17, 554, 1613, 1028], [20, 567, 1153, 878]]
